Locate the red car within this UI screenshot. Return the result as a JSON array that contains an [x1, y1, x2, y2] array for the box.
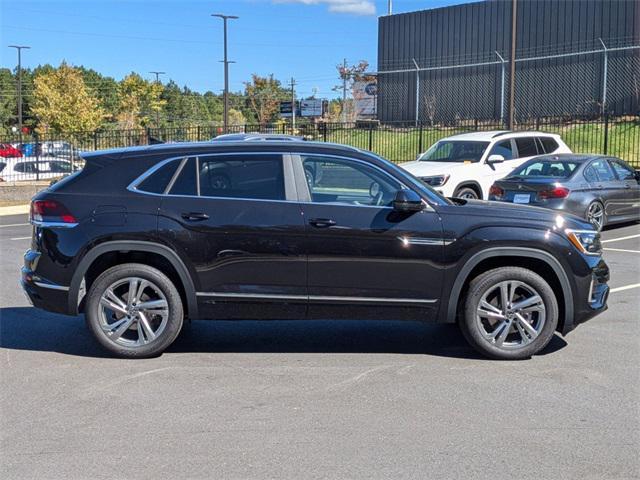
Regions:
[[0, 143, 22, 158]]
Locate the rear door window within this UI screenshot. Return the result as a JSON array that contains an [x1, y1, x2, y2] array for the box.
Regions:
[[514, 137, 539, 158], [198, 155, 285, 200], [169, 158, 198, 196], [585, 159, 616, 182], [609, 158, 636, 181]]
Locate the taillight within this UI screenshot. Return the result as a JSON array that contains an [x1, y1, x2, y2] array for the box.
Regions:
[[537, 186, 570, 200], [30, 200, 77, 224], [489, 184, 504, 199]]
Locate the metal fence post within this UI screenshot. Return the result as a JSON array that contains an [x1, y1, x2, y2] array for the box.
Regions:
[[412, 58, 420, 127], [93, 131, 98, 151], [495, 51, 506, 125], [368, 125, 373, 151], [34, 131, 40, 182], [599, 38, 608, 116], [603, 113, 609, 155], [418, 124, 423, 154]]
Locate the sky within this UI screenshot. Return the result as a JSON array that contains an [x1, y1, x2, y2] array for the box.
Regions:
[[1, 0, 475, 99]]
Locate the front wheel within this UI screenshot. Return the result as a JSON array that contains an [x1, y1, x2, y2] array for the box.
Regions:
[[459, 267, 558, 360], [85, 263, 184, 358], [454, 186, 479, 200]]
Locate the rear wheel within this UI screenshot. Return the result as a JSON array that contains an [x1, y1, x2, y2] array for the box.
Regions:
[[586, 201, 605, 231], [454, 186, 480, 199], [459, 267, 558, 360], [85, 263, 184, 358]]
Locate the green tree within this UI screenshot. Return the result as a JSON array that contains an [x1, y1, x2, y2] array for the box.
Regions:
[[244, 74, 288, 126], [31, 63, 105, 133], [117, 73, 165, 129]]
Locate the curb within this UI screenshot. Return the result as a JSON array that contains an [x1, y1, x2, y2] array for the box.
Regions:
[[0, 204, 30, 216]]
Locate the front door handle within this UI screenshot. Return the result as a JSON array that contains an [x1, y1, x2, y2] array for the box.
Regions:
[[309, 218, 337, 228], [181, 212, 209, 221]]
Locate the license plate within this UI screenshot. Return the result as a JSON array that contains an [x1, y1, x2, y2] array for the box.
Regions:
[[513, 194, 531, 204]]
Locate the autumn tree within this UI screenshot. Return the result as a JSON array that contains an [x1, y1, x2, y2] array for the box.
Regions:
[[31, 63, 105, 133], [244, 74, 288, 126], [117, 73, 165, 129]]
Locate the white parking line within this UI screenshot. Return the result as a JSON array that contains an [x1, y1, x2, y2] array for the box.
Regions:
[[604, 247, 640, 254], [10, 236, 31, 241], [0, 223, 30, 228], [610, 283, 640, 293], [601, 234, 640, 244]]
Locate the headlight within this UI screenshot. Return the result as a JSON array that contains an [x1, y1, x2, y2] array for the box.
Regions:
[[420, 174, 450, 187], [565, 229, 602, 255]]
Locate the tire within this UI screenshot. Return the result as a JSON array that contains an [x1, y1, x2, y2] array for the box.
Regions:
[[459, 267, 558, 360], [586, 201, 605, 231], [454, 186, 480, 200], [85, 263, 184, 358]]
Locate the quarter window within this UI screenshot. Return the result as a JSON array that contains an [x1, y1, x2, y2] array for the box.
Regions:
[[302, 155, 402, 207], [514, 138, 539, 158], [170, 158, 197, 196], [137, 159, 181, 194]]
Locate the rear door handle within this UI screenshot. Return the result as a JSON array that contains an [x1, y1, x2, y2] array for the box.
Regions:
[[308, 218, 336, 228], [181, 212, 209, 221]]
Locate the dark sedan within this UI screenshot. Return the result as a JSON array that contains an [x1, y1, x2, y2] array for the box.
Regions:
[[489, 154, 640, 230]]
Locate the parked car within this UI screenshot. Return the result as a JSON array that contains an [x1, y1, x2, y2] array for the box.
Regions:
[[0, 157, 73, 182], [22, 141, 609, 360], [489, 154, 640, 230], [401, 131, 571, 199], [212, 133, 304, 142], [0, 143, 23, 158]]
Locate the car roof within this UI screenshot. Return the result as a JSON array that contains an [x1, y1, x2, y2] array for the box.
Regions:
[[446, 130, 560, 141], [212, 133, 304, 141], [520, 153, 606, 163], [81, 140, 364, 161]]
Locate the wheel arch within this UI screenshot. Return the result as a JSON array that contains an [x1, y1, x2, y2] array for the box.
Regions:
[[69, 241, 198, 318], [445, 247, 574, 334], [454, 181, 483, 199]]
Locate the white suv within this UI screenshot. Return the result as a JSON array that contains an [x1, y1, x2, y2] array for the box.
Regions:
[[401, 131, 571, 199]]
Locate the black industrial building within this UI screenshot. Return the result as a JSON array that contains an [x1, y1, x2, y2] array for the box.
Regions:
[[376, 0, 640, 123]]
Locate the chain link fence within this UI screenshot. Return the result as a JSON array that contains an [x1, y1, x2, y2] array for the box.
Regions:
[[377, 40, 640, 124]]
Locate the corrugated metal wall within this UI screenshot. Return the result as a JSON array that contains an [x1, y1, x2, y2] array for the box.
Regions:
[[377, 0, 640, 123]]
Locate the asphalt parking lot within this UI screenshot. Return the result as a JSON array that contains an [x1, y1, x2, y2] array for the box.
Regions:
[[1, 213, 639, 479]]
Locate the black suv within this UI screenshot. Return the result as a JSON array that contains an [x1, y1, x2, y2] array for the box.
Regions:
[[22, 141, 609, 359]]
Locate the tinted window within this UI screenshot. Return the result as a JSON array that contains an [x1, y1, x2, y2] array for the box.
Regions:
[[583, 165, 598, 183], [539, 137, 559, 153], [510, 160, 578, 178], [0, 162, 6, 173], [586, 159, 616, 182], [199, 155, 284, 200], [170, 158, 198, 196], [137, 159, 181, 194], [609, 159, 636, 181], [515, 138, 539, 158], [48, 161, 72, 173], [489, 140, 514, 160], [419, 141, 489, 163], [302, 156, 402, 207], [15, 162, 37, 173]]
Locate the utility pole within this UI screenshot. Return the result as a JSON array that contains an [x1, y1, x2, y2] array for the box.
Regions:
[[342, 58, 347, 123], [388, 0, 392, 15], [149, 71, 165, 127], [508, 0, 517, 129], [212, 13, 239, 134], [8, 45, 30, 137], [289, 77, 296, 133]]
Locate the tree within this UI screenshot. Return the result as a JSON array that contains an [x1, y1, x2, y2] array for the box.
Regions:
[[116, 73, 165, 129], [31, 63, 105, 133], [334, 60, 375, 122], [244, 74, 288, 126]]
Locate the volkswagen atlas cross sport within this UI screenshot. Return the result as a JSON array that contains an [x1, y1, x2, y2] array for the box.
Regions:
[[22, 141, 609, 360]]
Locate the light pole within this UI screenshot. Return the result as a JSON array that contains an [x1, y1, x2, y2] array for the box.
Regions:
[[212, 13, 238, 133], [8, 45, 31, 136], [149, 71, 165, 127]]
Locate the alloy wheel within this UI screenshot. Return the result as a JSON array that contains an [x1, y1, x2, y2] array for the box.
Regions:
[[98, 277, 169, 347], [475, 280, 546, 350], [587, 202, 604, 231]]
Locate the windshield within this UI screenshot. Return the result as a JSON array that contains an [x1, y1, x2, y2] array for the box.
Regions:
[[419, 140, 490, 163], [508, 160, 579, 179]]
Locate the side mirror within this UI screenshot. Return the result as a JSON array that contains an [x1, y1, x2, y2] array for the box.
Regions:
[[486, 154, 505, 165], [392, 190, 425, 212]]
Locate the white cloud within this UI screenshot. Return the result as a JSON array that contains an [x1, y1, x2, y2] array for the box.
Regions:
[[275, 0, 377, 16]]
